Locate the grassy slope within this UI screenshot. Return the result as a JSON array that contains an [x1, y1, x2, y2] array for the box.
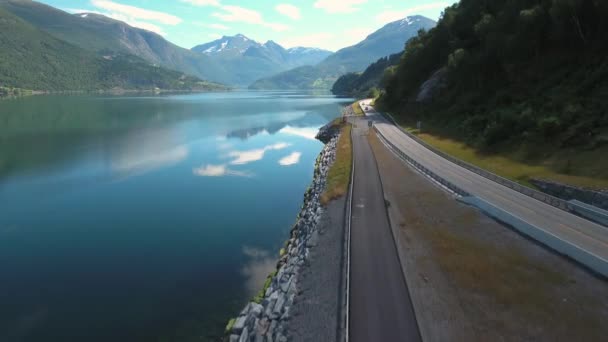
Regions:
[[0, 7, 100, 90], [321, 120, 352, 204], [396, 117, 608, 189], [0, 0, 229, 84], [351, 103, 364, 116], [0, 7, 225, 92]]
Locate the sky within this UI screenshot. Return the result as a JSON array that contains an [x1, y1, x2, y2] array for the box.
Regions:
[[40, 0, 454, 51]]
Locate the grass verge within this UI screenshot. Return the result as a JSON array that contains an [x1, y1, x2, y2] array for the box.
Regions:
[[321, 123, 352, 205], [352, 102, 364, 116]]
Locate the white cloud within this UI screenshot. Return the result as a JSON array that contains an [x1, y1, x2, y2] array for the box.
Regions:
[[227, 142, 290, 165], [375, 2, 449, 23], [103, 12, 167, 35], [112, 145, 189, 175], [264, 22, 290, 32], [279, 152, 302, 166], [91, 0, 182, 25], [212, 5, 260, 23], [314, 0, 367, 14], [193, 22, 229, 30], [193, 164, 251, 177], [275, 4, 301, 20], [180, 0, 220, 6], [279, 27, 372, 50], [344, 27, 371, 45], [279, 32, 334, 49], [212, 5, 290, 32]]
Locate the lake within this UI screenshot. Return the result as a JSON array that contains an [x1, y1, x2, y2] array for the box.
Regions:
[[0, 91, 351, 342]]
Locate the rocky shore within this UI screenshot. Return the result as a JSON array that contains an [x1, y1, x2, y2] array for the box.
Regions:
[[226, 128, 340, 342]]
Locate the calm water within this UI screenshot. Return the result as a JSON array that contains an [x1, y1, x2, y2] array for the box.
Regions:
[[0, 91, 351, 342]]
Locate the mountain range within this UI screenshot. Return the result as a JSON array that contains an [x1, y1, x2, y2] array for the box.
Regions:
[[0, 0, 330, 88], [0, 4, 225, 92], [191, 34, 332, 86], [250, 15, 436, 90], [0, 0, 435, 91]]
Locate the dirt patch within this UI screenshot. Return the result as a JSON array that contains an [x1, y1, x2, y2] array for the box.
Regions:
[[368, 129, 608, 341]]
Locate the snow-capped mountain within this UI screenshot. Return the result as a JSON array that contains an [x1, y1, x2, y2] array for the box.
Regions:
[[192, 34, 331, 63], [191, 34, 332, 85], [192, 34, 259, 57], [251, 15, 437, 89]]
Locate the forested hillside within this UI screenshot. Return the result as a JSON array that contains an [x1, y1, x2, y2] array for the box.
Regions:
[[379, 0, 608, 151], [0, 0, 230, 84], [331, 52, 402, 97], [0, 7, 225, 92]]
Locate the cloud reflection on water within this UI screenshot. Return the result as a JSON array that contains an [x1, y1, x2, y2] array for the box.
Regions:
[[241, 246, 277, 297], [111, 145, 189, 178], [192, 164, 252, 177], [227, 142, 290, 165], [279, 152, 302, 166], [278, 126, 319, 140]]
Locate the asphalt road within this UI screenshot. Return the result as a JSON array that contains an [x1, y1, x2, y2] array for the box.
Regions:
[[360, 100, 608, 272], [349, 117, 421, 342]]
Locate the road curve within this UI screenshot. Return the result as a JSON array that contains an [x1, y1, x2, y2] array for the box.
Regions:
[[360, 100, 608, 275], [349, 116, 421, 342]]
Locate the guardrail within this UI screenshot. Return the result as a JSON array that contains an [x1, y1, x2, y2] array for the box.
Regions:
[[378, 111, 575, 213], [569, 200, 608, 228], [374, 126, 470, 198]]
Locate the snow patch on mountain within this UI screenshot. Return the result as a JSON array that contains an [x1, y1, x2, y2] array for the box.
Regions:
[[400, 16, 422, 26]]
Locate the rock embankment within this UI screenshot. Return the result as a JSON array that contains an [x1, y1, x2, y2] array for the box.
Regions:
[[315, 120, 341, 144], [416, 67, 447, 103], [531, 178, 608, 210], [227, 132, 339, 342]]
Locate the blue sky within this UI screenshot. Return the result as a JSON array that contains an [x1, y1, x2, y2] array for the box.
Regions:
[[41, 0, 453, 51]]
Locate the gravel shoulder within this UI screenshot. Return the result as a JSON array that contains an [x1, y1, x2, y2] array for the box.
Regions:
[[285, 196, 346, 342], [368, 129, 608, 341]]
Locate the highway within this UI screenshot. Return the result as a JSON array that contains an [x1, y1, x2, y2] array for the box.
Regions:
[[359, 100, 608, 276], [348, 115, 421, 342]]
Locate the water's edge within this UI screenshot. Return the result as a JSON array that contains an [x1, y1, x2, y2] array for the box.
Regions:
[[225, 124, 340, 341]]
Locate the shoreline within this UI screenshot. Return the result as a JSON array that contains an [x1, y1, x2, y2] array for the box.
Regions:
[[225, 123, 343, 341], [0, 87, 232, 100]]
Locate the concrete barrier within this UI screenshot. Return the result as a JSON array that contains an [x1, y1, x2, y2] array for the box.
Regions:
[[374, 126, 470, 197], [460, 196, 608, 278], [374, 122, 608, 278], [569, 200, 608, 228]]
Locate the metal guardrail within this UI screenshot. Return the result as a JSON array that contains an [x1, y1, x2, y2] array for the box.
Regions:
[[569, 200, 608, 228], [374, 126, 470, 198], [378, 111, 575, 213]]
